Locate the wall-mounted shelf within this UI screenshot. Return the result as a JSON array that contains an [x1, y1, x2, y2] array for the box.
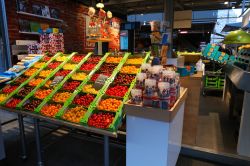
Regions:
[[17, 11, 63, 22], [19, 31, 40, 35]]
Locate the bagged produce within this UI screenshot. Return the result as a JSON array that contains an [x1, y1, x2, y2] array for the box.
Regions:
[[131, 89, 142, 104], [143, 79, 157, 106], [158, 82, 170, 109], [149, 65, 163, 80], [136, 73, 147, 89]]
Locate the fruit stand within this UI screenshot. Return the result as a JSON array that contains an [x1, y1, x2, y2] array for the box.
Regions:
[[0, 51, 151, 166]]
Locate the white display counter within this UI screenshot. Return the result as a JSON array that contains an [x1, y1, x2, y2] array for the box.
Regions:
[[125, 88, 187, 166]]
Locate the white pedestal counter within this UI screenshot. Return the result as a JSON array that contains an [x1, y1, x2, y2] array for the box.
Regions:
[[125, 88, 188, 166]]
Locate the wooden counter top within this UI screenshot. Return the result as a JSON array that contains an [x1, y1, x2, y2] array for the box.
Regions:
[[124, 88, 188, 122], [180, 71, 203, 80]]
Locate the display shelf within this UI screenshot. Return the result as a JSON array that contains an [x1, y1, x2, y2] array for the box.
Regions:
[[19, 31, 40, 35], [17, 11, 63, 22]]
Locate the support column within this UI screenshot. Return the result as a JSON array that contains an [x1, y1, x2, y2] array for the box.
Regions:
[[104, 136, 109, 166], [34, 119, 44, 166], [164, 0, 174, 58], [0, 0, 12, 69], [18, 114, 27, 160], [0, 119, 5, 160]]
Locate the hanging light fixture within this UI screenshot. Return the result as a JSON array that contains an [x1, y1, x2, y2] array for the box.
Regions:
[[96, 0, 104, 9]]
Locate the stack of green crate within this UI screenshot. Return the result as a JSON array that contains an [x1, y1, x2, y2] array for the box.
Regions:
[[205, 75, 218, 89], [205, 72, 225, 89], [217, 77, 225, 89]]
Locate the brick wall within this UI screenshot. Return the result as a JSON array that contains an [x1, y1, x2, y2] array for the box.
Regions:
[[5, 0, 89, 53]]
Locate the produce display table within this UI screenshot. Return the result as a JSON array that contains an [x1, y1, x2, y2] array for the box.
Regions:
[[124, 88, 188, 166], [0, 51, 151, 166], [180, 72, 203, 146]]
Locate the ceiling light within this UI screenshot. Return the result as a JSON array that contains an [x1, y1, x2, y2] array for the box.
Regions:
[[180, 31, 188, 34], [224, 1, 229, 5], [96, 1, 104, 9]]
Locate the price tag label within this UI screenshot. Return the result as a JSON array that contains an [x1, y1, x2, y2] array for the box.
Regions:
[[93, 74, 109, 90], [51, 76, 64, 87]]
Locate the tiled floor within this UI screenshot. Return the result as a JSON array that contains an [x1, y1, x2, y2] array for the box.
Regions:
[[0, 91, 238, 166], [0, 112, 222, 166]]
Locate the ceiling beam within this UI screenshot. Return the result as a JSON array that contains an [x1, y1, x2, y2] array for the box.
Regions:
[[175, 0, 184, 10], [235, 0, 242, 7]]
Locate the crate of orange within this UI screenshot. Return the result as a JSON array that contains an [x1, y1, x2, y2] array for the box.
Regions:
[[120, 65, 139, 74], [34, 88, 53, 100], [97, 98, 122, 112], [61, 106, 87, 123], [40, 103, 62, 117], [52, 91, 72, 103], [105, 56, 122, 64], [28, 78, 44, 87], [24, 68, 38, 76]]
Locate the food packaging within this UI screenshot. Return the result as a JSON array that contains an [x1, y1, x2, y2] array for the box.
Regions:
[[131, 89, 142, 105], [158, 82, 170, 109], [136, 73, 147, 89]]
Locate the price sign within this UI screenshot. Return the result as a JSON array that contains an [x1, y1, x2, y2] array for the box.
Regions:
[[93, 74, 109, 90], [51, 76, 64, 87]]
